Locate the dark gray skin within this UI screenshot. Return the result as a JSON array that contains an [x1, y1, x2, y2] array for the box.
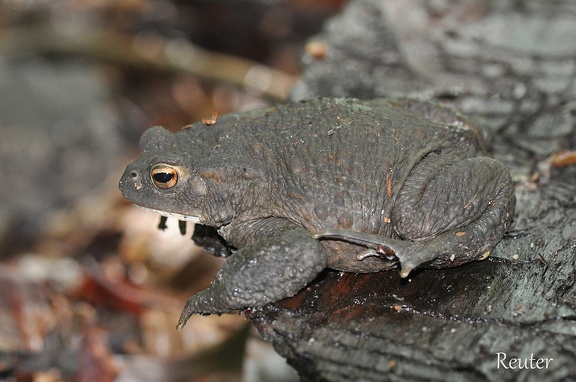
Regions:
[[119, 98, 515, 330]]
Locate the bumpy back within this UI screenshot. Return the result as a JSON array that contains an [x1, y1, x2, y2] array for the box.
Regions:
[[188, 98, 485, 235]]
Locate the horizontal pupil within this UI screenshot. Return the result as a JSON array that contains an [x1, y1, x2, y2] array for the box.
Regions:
[[153, 172, 174, 183]]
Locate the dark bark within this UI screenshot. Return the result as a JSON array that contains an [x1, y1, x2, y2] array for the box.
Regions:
[[248, 0, 576, 380]]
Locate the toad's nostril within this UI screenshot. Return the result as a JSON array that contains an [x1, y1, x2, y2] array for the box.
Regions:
[[130, 171, 138, 178]]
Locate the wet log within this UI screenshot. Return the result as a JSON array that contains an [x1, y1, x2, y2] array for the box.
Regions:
[[248, 0, 576, 381]]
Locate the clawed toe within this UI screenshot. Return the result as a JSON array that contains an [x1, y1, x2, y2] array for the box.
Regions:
[[176, 292, 216, 330], [313, 229, 430, 278]]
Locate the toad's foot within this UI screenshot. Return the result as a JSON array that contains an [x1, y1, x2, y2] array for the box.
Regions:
[[312, 194, 508, 278], [313, 230, 429, 278], [177, 225, 326, 330]]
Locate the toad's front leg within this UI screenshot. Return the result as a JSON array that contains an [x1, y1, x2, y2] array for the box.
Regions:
[[177, 219, 326, 330]]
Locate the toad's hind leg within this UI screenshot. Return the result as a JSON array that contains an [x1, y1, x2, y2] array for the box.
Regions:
[[177, 222, 326, 330], [315, 156, 514, 277], [391, 156, 514, 275]]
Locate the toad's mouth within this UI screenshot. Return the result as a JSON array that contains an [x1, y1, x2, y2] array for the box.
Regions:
[[138, 206, 202, 224]]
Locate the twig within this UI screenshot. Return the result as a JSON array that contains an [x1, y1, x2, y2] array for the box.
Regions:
[[0, 23, 298, 100]]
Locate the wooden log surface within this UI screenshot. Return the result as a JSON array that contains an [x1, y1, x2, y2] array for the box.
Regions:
[[248, 0, 576, 381]]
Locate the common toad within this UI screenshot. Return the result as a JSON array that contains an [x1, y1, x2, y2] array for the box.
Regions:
[[119, 98, 515, 329]]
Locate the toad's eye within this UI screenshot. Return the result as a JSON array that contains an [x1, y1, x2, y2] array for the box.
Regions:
[[151, 165, 178, 189]]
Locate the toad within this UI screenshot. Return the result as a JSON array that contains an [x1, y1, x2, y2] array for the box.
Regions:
[[119, 98, 515, 329]]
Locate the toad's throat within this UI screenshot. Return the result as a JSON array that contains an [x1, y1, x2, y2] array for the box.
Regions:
[[137, 206, 202, 224]]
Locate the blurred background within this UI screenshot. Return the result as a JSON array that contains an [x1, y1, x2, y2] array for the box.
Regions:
[[0, 0, 344, 380]]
